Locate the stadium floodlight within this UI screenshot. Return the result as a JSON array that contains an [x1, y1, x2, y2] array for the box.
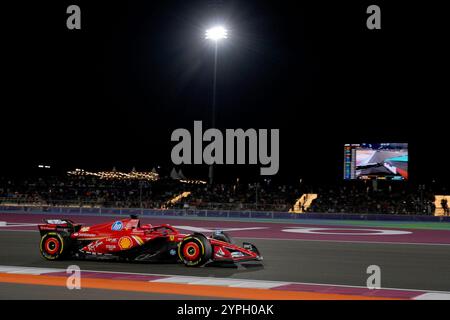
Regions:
[[204, 25, 229, 184], [205, 26, 228, 41]]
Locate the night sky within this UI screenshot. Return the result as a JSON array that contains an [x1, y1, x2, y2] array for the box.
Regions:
[[2, 0, 449, 185]]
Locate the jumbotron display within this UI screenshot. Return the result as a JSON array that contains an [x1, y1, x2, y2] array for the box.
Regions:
[[344, 143, 408, 180]]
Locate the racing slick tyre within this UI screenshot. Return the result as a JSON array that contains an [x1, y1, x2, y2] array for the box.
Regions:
[[39, 232, 67, 260], [178, 234, 212, 267]]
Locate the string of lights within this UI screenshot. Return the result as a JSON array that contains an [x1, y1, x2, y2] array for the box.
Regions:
[[67, 168, 159, 181]]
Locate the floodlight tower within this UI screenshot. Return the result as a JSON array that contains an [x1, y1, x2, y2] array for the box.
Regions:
[[205, 26, 228, 185]]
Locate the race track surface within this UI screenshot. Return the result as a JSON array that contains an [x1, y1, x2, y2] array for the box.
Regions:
[[1, 213, 450, 298], [0, 283, 213, 300]]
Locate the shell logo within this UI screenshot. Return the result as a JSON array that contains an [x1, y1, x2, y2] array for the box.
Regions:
[[118, 236, 133, 250]]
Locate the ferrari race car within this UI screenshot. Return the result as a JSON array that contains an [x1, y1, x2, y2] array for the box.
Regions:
[[38, 216, 262, 267]]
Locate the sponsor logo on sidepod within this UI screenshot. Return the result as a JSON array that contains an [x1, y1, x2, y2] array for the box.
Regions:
[[118, 236, 133, 249], [111, 221, 123, 231]]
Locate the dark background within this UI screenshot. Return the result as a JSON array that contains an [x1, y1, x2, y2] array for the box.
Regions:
[[2, 0, 449, 185]]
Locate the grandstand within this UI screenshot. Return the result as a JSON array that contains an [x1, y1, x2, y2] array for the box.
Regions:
[[0, 169, 448, 217]]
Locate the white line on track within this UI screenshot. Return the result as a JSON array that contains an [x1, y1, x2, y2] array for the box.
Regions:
[[152, 276, 290, 289], [0, 223, 39, 227], [0, 229, 37, 232], [0, 264, 449, 296], [414, 293, 450, 300], [0, 228, 450, 246], [234, 236, 450, 246]]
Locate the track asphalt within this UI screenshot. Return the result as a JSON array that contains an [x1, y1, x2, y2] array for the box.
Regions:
[[0, 213, 449, 298]]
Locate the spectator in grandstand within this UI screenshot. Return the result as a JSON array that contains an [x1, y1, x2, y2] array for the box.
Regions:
[[441, 198, 449, 216]]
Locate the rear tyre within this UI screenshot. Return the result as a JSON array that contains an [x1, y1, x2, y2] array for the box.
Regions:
[[40, 232, 66, 260], [178, 234, 212, 267]]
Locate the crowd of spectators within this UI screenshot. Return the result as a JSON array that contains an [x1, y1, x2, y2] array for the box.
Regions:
[[308, 184, 436, 215], [0, 175, 299, 211], [0, 175, 179, 209], [172, 182, 299, 211], [0, 174, 445, 215]]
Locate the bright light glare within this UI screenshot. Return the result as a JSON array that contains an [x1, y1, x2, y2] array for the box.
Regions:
[[205, 26, 228, 41]]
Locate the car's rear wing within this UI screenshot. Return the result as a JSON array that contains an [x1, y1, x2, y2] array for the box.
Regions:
[[43, 219, 75, 225], [38, 218, 81, 235]]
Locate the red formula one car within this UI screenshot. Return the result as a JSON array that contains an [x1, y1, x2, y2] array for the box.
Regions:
[[38, 216, 262, 267]]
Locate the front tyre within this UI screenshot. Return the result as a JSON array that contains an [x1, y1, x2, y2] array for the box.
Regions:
[[178, 235, 212, 267], [40, 232, 66, 260]]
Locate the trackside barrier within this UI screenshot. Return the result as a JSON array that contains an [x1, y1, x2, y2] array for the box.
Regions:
[[1, 205, 450, 222]]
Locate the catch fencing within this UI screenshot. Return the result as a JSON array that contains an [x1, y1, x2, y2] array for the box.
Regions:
[[1, 204, 449, 222]]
